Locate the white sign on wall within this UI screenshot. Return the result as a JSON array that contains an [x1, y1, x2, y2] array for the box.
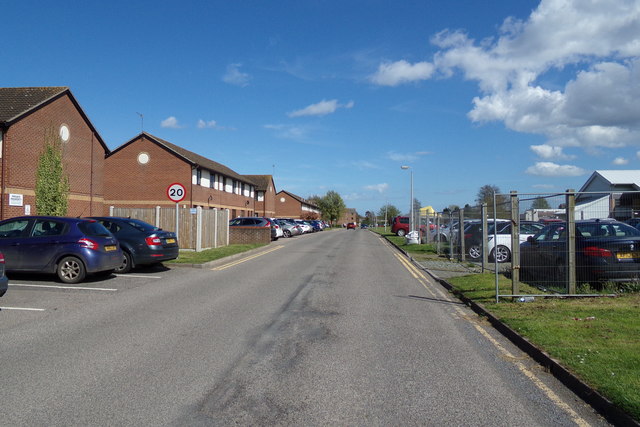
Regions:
[[9, 193, 23, 206]]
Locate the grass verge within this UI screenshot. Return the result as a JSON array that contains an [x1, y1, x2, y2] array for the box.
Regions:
[[167, 243, 267, 264]]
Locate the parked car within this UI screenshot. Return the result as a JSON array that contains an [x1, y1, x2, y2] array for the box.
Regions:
[[346, 222, 357, 230], [229, 217, 278, 240], [520, 219, 640, 287], [268, 218, 284, 239], [88, 217, 179, 273], [0, 216, 122, 284], [275, 219, 302, 237], [293, 220, 313, 233], [391, 216, 427, 237], [309, 220, 324, 232], [486, 221, 545, 262], [464, 219, 509, 260], [0, 251, 8, 297]]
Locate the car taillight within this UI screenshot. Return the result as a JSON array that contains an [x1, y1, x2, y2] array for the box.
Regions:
[[78, 238, 99, 250], [464, 233, 471, 239], [584, 246, 613, 257], [0, 253, 5, 263], [146, 236, 162, 246]]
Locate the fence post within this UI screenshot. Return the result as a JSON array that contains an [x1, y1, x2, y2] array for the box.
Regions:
[[435, 213, 441, 254], [481, 203, 488, 272], [566, 189, 576, 294], [155, 206, 161, 228], [510, 191, 520, 295], [213, 208, 218, 248], [225, 209, 230, 246], [458, 209, 465, 261], [195, 206, 203, 252]]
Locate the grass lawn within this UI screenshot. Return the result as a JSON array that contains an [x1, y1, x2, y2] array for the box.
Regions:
[[167, 243, 267, 264]]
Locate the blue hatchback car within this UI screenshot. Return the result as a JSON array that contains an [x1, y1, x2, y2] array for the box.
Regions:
[[0, 216, 123, 284]]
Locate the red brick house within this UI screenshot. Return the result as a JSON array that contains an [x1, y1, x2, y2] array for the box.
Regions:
[[338, 208, 359, 226], [0, 87, 109, 219], [244, 175, 276, 218], [274, 190, 320, 219], [104, 132, 259, 218]]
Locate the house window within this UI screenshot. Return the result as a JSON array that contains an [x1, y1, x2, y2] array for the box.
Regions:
[[196, 169, 202, 185]]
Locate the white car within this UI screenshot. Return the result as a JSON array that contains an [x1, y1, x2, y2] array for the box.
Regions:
[[268, 218, 284, 239], [487, 221, 545, 262]]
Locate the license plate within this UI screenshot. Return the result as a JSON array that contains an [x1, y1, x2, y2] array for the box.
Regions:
[[616, 252, 640, 260], [166, 238, 176, 244], [104, 245, 117, 252]]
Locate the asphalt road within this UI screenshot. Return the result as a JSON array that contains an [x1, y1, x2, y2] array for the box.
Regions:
[[0, 229, 609, 426]]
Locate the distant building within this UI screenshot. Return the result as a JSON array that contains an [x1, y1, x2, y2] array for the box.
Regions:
[[104, 132, 258, 218], [338, 208, 358, 225], [274, 190, 320, 219], [244, 175, 276, 218], [578, 170, 640, 219], [0, 86, 109, 219]]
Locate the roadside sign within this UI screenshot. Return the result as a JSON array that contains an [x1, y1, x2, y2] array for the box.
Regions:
[[167, 183, 186, 203]]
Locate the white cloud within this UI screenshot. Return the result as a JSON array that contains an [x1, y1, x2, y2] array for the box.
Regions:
[[288, 99, 354, 117], [197, 119, 218, 129], [532, 183, 556, 189], [613, 157, 629, 165], [369, 60, 435, 86], [364, 183, 389, 193], [222, 63, 251, 87], [161, 116, 182, 129], [416, 0, 640, 152], [386, 151, 430, 162], [530, 144, 574, 160], [352, 160, 379, 170], [525, 162, 586, 177], [264, 124, 307, 140]]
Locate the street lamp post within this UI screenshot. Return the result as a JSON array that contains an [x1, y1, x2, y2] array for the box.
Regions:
[[401, 165, 414, 235]]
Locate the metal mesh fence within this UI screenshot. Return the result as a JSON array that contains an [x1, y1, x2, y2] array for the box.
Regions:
[[422, 191, 640, 300]]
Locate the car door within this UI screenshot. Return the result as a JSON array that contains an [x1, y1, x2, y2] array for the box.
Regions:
[[0, 218, 33, 269], [19, 219, 69, 271]]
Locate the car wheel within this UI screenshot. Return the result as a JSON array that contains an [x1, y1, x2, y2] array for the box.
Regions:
[[284, 230, 292, 238], [57, 256, 86, 284], [491, 245, 511, 263], [396, 229, 406, 237], [468, 245, 481, 259], [115, 251, 133, 274]]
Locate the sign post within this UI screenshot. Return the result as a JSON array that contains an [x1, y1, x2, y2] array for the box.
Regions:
[[167, 183, 186, 243]]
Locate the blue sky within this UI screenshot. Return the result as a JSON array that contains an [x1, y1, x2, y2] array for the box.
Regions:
[[4, 1, 640, 215]]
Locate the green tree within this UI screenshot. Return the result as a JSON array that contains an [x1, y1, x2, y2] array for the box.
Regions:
[[315, 190, 346, 224], [476, 184, 509, 217], [377, 204, 400, 224], [531, 197, 551, 209], [35, 127, 69, 216]]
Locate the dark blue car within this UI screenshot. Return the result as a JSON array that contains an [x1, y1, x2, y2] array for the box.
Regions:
[[0, 216, 123, 284], [88, 217, 179, 273], [0, 251, 8, 297]]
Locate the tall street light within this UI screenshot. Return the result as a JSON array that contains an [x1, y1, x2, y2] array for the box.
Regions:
[[401, 165, 414, 235]]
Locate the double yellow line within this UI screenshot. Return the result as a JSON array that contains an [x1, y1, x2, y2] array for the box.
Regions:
[[392, 252, 590, 426], [211, 245, 283, 271]]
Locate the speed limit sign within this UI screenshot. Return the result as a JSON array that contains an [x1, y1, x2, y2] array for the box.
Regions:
[[167, 183, 186, 203]]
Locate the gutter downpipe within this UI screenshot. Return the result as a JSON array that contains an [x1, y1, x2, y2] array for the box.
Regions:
[[0, 126, 5, 220]]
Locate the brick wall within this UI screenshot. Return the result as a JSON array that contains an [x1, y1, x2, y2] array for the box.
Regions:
[[229, 227, 271, 244], [2, 94, 106, 219]]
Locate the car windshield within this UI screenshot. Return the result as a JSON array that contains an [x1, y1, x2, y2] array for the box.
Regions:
[[78, 221, 112, 237], [576, 222, 640, 238]]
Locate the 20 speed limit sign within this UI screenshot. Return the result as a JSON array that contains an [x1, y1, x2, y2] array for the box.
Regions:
[[167, 183, 186, 203]]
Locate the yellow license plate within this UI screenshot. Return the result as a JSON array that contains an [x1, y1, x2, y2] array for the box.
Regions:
[[616, 252, 640, 259], [166, 238, 176, 244], [105, 245, 117, 252]]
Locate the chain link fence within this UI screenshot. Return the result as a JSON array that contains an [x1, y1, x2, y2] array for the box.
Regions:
[[419, 190, 640, 301]]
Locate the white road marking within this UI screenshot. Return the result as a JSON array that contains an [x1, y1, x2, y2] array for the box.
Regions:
[[0, 306, 46, 311], [9, 284, 117, 291], [114, 274, 162, 279]]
